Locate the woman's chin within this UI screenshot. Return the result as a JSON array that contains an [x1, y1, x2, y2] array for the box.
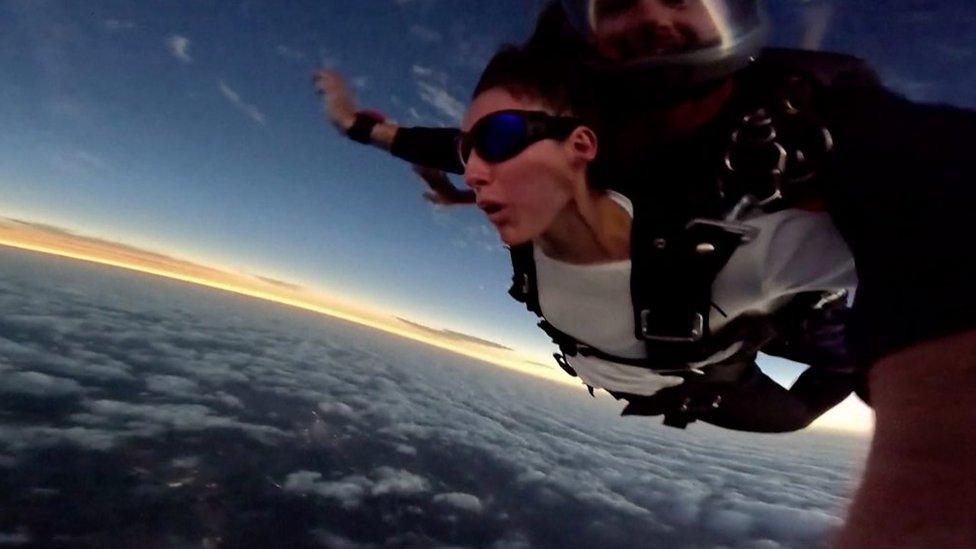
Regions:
[[498, 227, 533, 248]]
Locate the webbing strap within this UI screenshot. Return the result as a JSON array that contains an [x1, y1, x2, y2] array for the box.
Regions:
[[631, 212, 752, 363], [507, 244, 540, 316]]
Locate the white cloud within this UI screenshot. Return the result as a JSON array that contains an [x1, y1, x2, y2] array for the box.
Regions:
[[411, 65, 434, 78], [433, 492, 484, 513], [283, 470, 369, 509], [410, 64, 449, 85], [218, 80, 267, 125], [0, 531, 32, 545], [311, 530, 371, 549], [318, 401, 356, 418], [318, 47, 339, 69], [145, 374, 199, 396], [283, 467, 430, 509], [409, 63, 462, 125], [416, 81, 465, 124], [0, 425, 120, 452], [351, 76, 368, 90], [275, 44, 306, 61], [214, 391, 243, 408], [0, 371, 85, 397], [370, 466, 429, 496], [85, 399, 286, 442], [395, 443, 417, 455], [170, 456, 200, 469], [166, 35, 192, 63]]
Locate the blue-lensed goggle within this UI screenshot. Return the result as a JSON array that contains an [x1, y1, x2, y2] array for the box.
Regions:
[[457, 110, 583, 166]]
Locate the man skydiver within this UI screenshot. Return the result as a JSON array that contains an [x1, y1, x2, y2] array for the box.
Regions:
[[315, 2, 976, 545], [552, 3, 976, 546]]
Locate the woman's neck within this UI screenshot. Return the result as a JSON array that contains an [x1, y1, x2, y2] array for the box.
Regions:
[[536, 190, 631, 264]]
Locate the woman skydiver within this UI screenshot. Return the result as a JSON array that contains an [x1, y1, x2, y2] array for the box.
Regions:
[[374, 44, 859, 432]]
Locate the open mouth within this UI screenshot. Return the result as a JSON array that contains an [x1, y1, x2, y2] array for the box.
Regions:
[[480, 203, 504, 216]]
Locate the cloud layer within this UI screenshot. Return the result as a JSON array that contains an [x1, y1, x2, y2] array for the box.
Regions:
[[0, 247, 868, 547]]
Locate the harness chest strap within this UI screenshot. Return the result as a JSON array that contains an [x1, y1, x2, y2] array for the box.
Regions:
[[508, 215, 755, 372], [630, 213, 757, 364]]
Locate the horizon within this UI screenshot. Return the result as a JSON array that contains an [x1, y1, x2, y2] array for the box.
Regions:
[[0, 216, 875, 434]]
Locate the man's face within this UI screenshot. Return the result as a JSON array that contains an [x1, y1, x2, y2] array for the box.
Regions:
[[461, 88, 579, 247], [590, 0, 723, 62]]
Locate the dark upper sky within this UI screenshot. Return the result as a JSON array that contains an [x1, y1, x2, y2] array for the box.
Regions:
[[1, 0, 973, 387]]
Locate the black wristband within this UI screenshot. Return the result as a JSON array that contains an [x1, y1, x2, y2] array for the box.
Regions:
[[347, 112, 380, 144]]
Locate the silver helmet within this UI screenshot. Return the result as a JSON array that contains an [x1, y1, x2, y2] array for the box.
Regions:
[[559, 0, 767, 85]]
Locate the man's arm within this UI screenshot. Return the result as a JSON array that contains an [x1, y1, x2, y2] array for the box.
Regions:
[[620, 358, 853, 433], [823, 90, 976, 547], [693, 292, 856, 433], [835, 329, 976, 548], [700, 365, 854, 433]]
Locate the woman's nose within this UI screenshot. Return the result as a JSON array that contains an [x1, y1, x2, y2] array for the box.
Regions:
[[463, 151, 492, 189]]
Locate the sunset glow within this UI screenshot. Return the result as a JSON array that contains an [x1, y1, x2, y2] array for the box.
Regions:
[[0, 217, 873, 434], [0, 217, 577, 389]]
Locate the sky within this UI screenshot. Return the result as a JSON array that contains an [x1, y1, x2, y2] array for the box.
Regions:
[[2, 0, 975, 434]]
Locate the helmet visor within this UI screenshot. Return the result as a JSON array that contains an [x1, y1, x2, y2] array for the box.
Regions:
[[562, 0, 765, 69]]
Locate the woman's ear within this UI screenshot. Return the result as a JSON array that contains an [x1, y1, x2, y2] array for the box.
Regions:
[[568, 126, 598, 164]]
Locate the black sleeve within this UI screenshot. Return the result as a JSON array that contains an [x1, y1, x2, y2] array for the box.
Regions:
[[618, 360, 854, 433], [390, 126, 465, 175], [699, 366, 854, 433], [824, 88, 976, 364]]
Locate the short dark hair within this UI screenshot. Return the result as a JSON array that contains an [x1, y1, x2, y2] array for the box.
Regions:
[[472, 45, 606, 188], [472, 45, 600, 134]]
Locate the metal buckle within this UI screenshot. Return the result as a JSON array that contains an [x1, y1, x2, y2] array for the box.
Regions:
[[678, 393, 723, 413], [640, 310, 705, 343], [813, 289, 850, 310]]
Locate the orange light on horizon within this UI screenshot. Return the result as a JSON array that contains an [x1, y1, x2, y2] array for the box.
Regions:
[[0, 217, 577, 390], [0, 217, 873, 435]]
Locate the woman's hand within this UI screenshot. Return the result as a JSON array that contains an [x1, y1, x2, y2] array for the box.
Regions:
[[412, 165, 476, 206], [312, 69, 357, 132]]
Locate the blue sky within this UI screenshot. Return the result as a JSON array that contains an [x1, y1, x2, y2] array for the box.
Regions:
[[2, 0, 975, 372]]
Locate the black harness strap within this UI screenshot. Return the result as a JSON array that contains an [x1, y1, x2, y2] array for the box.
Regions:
[[630, 210, 754, 364], [539, 318, 702, 372], [508, 243, 541, 316]]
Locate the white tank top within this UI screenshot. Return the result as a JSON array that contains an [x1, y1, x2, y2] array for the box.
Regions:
[[533, 191, 857, 396]]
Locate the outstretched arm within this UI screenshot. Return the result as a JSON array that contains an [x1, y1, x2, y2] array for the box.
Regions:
[[312, 69, 399, 150], [312, 69, 464, 174]]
